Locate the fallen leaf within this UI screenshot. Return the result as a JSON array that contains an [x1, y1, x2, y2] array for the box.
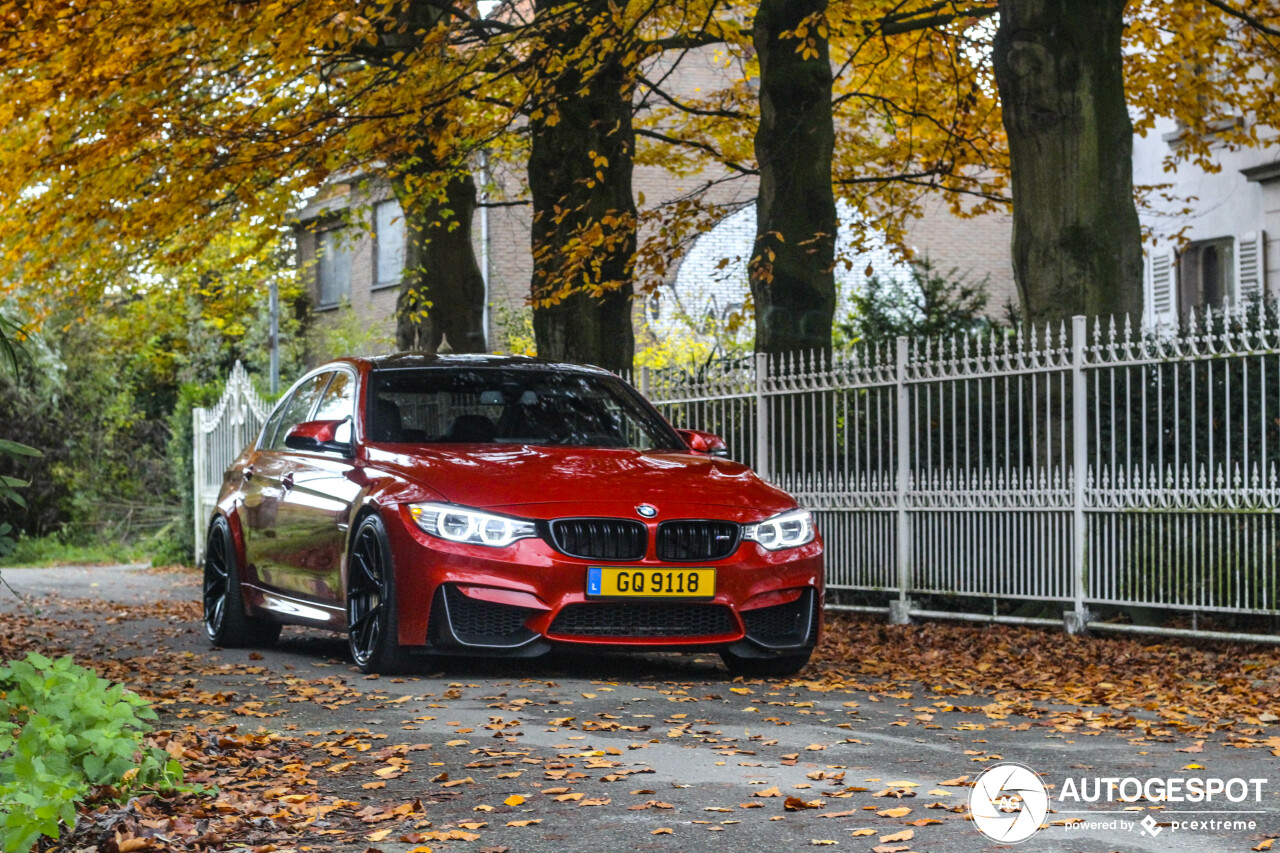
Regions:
[[785, 796, 826, 811], [877, 807, 912, 818], [504, 794, 525, 806], [652, 828, 673, 835], [880, 829, 914, 843]]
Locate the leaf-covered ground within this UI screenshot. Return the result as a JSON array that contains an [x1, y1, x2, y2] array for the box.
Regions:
[[2, 566, 1277, 853]]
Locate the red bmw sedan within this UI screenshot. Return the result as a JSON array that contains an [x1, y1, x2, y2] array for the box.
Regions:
[[203, 355, 824, 676]]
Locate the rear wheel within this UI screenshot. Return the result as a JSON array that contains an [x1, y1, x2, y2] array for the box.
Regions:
[[203, 517, 281, 648], [347, 514, 414, 674], [719, 648, 812, 678]]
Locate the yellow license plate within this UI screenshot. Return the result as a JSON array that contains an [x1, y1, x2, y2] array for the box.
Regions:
[[587, 567, 715, 598]]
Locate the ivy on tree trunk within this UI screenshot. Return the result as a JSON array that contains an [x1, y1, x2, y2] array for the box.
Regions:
[[750, 0, 837, 357], [993, 0, 1144, 328], [527, 0, 637, 374], [395, 171, 488, 354]]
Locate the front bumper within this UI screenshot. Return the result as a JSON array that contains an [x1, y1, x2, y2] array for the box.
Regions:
[[381, 503, 824, 657]]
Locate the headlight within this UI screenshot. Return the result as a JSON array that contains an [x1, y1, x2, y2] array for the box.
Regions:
[[742, 508, 815, 551], [408, 502, 537, 548]]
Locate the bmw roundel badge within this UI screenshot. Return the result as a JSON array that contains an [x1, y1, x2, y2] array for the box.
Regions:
[[636, 503, 658, 518]]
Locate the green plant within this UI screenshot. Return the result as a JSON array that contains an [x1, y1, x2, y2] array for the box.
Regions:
[[0, 315, 40, 586], [492, 302, 536, 356], [836, 257, 998, 345], [0, 653, 183, 852], [0, 441, 40, 562], [306, 297, 395, 360]]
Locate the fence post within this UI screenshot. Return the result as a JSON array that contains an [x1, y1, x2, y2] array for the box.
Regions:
[[890, 336, 913, 624], [1066, 315, 1091, 635], [754, 352, 770, 481], [192, 406, 206, 568]]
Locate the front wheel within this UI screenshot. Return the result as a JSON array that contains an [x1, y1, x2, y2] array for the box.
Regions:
[[203, 516, 281, 648], [347, 514, 414, 674]]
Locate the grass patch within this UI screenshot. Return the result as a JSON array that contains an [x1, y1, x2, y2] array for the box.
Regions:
[[0, 534, 151, 569]]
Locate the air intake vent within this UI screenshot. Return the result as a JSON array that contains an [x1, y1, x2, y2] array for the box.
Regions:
[[549, 518, 647, 561], [440, 585, 536, 648], [741, 589, 814, 648], [549, 603, 736, 638], [656, 520, 740, 562]]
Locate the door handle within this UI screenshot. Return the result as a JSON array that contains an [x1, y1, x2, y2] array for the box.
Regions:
[[282, 473, 295, 491]]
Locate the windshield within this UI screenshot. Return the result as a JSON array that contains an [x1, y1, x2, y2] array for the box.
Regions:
[[367, 367, 684, 451]]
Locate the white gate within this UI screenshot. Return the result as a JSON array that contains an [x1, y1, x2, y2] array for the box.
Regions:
[[192, 361, 271, 565], [645, 310, 1280, 642]]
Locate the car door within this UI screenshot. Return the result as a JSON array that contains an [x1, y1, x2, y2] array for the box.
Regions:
[[270, 368, 361, 604], [242, 372, 331, 593]]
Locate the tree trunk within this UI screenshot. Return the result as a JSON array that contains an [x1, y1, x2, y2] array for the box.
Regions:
[[527, 0, 636, 374], [395, 171, 488, 354], [993, 0, 1143, 328], [750, 0, 837, 357]]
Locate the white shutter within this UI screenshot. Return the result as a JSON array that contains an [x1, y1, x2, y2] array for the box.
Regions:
[[1147, 248, 1178, 328], [1235, 230, 1266, 304]]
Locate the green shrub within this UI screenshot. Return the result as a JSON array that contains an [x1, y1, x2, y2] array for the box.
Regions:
[[0, 653, 183, 852]]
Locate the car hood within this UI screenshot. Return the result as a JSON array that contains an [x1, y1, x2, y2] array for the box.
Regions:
[[364, 444, 795, 514]]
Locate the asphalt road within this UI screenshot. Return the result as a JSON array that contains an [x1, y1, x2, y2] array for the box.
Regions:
[[2, 564, 1277, 853]]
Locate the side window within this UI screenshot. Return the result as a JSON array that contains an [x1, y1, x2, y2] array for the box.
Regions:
[[259, 397, 291, 450], [314, 370, 356, 446], [314, 371, 355, 422], [268, 373, 331, 451]]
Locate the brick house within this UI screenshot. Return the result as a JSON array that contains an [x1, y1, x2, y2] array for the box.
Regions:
[[295, 48, 1016, 355]]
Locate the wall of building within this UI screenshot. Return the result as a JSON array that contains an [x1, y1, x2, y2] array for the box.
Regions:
[[1133, 116, 1280, 323], [295, 45, 1017, 357]]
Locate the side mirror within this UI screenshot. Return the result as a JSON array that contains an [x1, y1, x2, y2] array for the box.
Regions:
[[285, 418, 353, 455], [677, 428, 729, 458]]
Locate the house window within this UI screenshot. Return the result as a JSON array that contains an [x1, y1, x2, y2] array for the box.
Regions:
[[375, 200, 406, 288], [317, 227, 354, 308], [1179, 237, 1234, 314]]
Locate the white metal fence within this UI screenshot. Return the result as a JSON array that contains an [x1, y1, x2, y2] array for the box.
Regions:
[[644, 310, 1280, 641], [196, 310, 1280, 641], [192, 361, 270, 565]]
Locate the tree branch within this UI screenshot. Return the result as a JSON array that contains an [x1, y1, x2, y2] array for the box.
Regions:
[[642, 30, 729, 52], [634, 128, 759, 175], [1202, 0, 1280, 39], [880, 3, 997, 35], [637, 77, 751, 120]]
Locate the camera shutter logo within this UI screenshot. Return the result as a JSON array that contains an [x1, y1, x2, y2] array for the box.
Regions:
[[969, 762, 1049, 843]]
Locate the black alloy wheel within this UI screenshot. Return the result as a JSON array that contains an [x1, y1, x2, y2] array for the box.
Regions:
[[203, 516, 281, 648], [347, 514, 413, 674]]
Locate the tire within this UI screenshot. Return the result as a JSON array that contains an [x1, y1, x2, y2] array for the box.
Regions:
[[203, 516, 282, 648], [347, 514, 415, 674], [719, 647, 812, 678]]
